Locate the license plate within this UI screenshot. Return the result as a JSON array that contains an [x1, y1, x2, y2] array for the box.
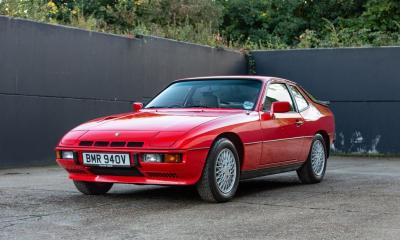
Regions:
[[82, 152, 131, 167]]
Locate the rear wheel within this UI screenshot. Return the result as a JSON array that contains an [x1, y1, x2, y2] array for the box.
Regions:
[[73, 181, 113, 195], [196, 138, 240, 202], [297, 134, 327, 184]]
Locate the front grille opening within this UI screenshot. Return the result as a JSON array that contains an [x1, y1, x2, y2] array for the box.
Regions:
[[110, 141, 126, 147], [79, 141, 93, 146], [94, 141, 109, 147], [147, 172, 178, 178], [89, 167, 143, 177], [67, 169, 86, 174], [127, 142, 144, 148]]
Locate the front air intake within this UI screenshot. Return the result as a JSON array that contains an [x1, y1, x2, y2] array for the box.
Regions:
[[94, 141, 109, 147], [146, 172, 178, 178], [79, 141, 93, 146], [127, 142, 144, 147], [78, 141, 144, 148], [110, 141, 126, 147]]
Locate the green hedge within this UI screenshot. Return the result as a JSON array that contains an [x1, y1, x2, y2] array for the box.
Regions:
[[1, 0, 399, 49]]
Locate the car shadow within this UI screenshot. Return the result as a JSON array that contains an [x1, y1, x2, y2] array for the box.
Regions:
[[107, 185, 201, 201], [235, 176, 302, 198], [100, 175, 302, 202]]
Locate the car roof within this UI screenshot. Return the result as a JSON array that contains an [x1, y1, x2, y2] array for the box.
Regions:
[[175, 75, 297, 85]]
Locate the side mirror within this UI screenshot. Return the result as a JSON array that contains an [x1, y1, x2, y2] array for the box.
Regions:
[[132, 102, 143, 112], [261, 101, 291, 120], [271, 101, 291, 114]]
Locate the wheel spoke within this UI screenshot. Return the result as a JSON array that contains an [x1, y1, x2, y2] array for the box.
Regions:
[[311, 140, 325, 176], [214, 148, 237, 194]]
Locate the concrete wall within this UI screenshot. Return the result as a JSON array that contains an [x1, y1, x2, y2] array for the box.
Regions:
[[252, 47, 400, 154], [2, 15, 399, 168], [0, 16, 247, 168]]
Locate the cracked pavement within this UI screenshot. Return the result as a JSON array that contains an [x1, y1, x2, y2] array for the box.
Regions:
[[1, 157, 400, 240]]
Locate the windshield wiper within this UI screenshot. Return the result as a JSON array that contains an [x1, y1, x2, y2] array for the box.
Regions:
[[146, 106, 182, 109], [145, 106, 168, 109], [147, 105, 212, 109], [185, 105, 211, 108]]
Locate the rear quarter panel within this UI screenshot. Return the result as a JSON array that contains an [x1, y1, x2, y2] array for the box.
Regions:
[[298, 101, 335, 161]]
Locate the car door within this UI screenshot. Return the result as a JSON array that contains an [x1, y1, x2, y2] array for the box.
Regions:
[[259, 82, 305, 166]]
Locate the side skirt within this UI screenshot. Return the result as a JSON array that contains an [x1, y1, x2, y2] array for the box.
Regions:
[[240, 163, 303, 180]]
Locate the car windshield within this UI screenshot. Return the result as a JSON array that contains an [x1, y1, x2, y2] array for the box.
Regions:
[[145, 79, 262, 110]]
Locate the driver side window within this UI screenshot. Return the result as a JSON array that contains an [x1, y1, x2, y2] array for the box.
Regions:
[[263, 83, 294, 111]]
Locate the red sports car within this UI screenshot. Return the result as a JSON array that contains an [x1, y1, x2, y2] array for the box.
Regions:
[[56, 76, 335, 202]]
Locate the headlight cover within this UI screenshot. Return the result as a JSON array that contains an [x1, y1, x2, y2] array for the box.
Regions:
[[61, 151, 75, 160], [142, 153, 182, 163], [143, 153, 163, 163]]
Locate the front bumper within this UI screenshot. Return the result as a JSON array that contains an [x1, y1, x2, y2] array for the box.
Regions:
[[56, 147, 209, 185]]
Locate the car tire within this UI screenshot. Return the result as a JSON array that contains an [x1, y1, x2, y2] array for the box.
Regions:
[[297, 134, 327, 184], [73, 180, 113, 195], [196, 138, 240, 203]]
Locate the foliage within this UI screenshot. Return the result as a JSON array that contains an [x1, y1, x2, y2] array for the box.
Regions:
[[1, 0, 399, 49]]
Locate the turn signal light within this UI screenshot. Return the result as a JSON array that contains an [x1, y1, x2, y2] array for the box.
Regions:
[[142, 153, 182, 163], [164, 154, 182, 163], [56, 150, 61, 159]]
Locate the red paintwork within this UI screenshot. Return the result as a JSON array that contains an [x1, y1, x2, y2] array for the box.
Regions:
[[56, 76, 335, 186], [271, 101, 291, 114]]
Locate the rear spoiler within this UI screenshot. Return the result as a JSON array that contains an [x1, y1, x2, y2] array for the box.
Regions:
[[298, 85, 330, 107], [315, 100, 330, 106]]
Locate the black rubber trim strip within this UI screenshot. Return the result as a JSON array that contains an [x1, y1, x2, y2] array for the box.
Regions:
[[240, 163, 302, 180]]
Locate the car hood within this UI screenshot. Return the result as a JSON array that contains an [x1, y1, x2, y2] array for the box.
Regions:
[[75, 111, 221, 132], [60, 109, 248, 147]]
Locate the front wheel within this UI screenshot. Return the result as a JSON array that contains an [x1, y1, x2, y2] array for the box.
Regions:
[[196, 138, 240, 202], [73, 181, 113, 195], [297, 134, 327, 184]]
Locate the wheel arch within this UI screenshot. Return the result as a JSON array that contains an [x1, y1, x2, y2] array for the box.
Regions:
[[316, 130, 330, 157], [213, 132, 244, 169]]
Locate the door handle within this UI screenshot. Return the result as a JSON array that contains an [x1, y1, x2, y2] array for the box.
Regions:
[[295, 119, 304, 127]]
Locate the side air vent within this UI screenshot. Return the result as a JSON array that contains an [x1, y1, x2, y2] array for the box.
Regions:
[[127, 142, 144, 148], [94, 141, 109, 147], [79, 141, 93, 146], [110, 141, 126, 147]]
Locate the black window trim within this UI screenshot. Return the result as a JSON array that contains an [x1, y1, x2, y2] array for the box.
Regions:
[[287, 83, 310, 113], [262, 81, 297, 113]]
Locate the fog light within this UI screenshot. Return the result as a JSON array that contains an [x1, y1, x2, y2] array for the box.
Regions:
[[143, 154, 163, 163], [62, 151, 75, 160], [164, 154, 182, 163]]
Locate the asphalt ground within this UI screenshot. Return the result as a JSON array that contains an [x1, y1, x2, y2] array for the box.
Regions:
[[1, 156, 400, 240]]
